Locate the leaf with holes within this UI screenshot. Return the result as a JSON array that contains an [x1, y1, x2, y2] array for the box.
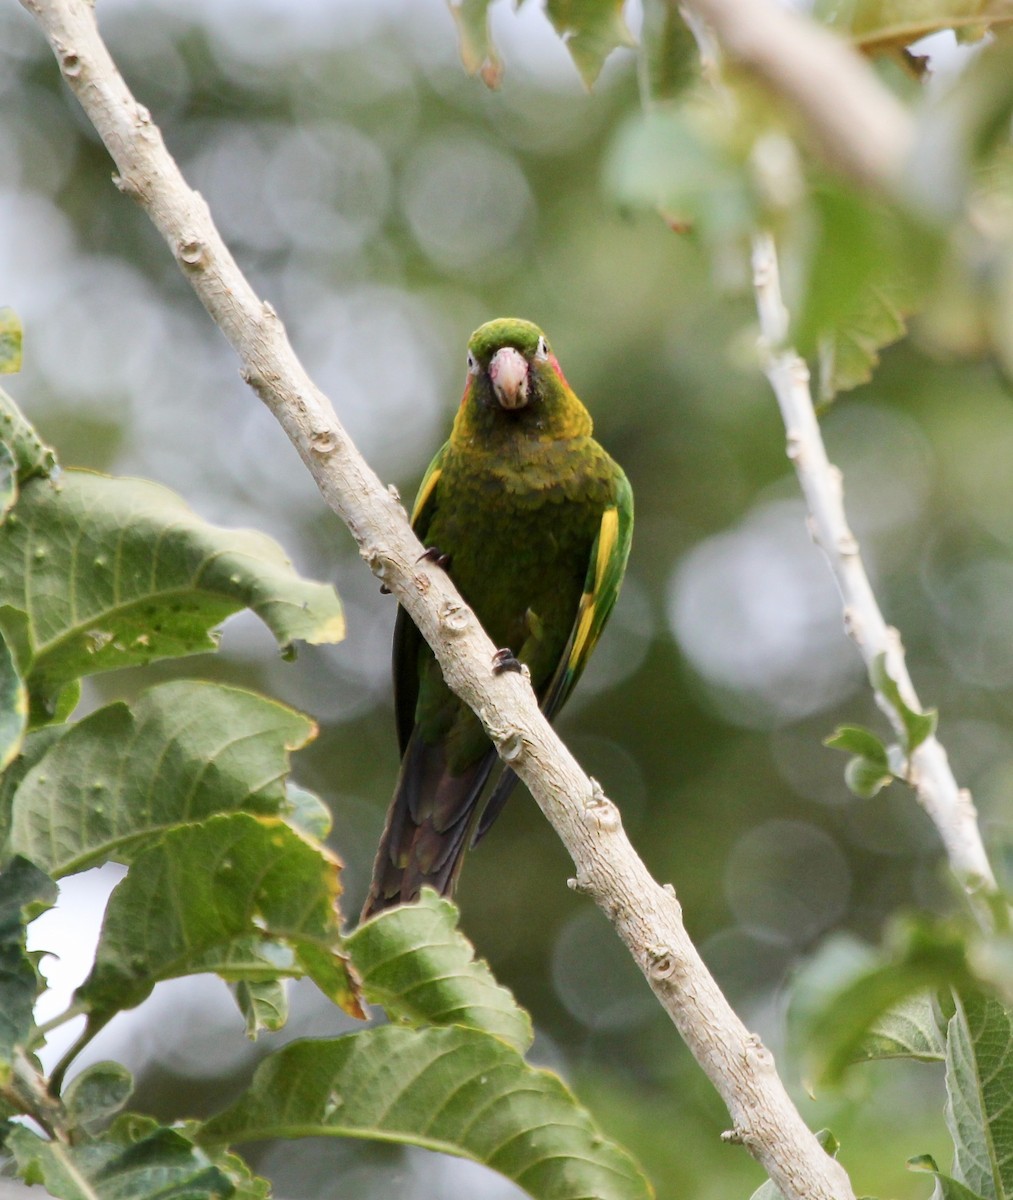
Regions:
[[4, 681, 315, 878], [76, 813, 363, 1031], [198, 1025, 653, 1200], [0, 856, 56, 1065], [0, 469, 343, 722]]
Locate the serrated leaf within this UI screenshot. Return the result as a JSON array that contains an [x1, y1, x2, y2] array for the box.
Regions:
[[64, 1063, 133, 1131], [76, 812, 363, 1032], [545, 0, 635, 87], [7, 1124, 234, 1200], [0, 311, 22, 376], [0, 856, 56, 1065], [638, 0, 698, 106], [0, 387, 56, 483], [818, 283, 909, 402], [860, 992, 947, 1062], [814, 0, 1013, 56], [910, 1153, 991, 1200], [0, 470, 344, 720], [946, 989, 1013, 1200], [747, 1130, 840, 1200], [447, 0, 502, 87], [870, 653, 938, 753], [348, 889, 533, 1053], [5, 681, 316, 878], [199, 1026, 653, 1200]]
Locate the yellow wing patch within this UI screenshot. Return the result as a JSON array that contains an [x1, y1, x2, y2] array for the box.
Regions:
[[411, 467, 442, 525], [568, 593, 595, 674], [566, 506, 619, 674], [595, 507, 619, 592]]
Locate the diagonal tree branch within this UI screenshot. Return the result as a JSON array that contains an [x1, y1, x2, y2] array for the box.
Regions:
[[677, 0, 914, 193], [751, 230, 997, 901], [17, 0, 855, 1197]]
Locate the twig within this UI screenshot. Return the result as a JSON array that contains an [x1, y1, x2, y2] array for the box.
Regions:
[[677, 0, 913, 193], [751, 231, 997, 898], [17, 1, 855, 1196]]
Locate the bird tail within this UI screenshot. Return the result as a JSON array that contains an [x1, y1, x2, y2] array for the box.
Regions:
[[360, 731, 498, 920]]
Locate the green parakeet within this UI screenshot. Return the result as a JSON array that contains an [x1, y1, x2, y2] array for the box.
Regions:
[[362, 317, 632, 918]]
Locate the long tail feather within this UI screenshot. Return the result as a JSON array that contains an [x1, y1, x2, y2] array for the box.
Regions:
[[361, 732, 498, 919]]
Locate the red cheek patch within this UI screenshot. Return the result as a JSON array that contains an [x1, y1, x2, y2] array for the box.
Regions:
[[549, 355, 569, 387]]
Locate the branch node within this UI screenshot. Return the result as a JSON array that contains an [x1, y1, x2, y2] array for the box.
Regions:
[[785, 431, 802, 463], [177, 237, 208, 270], [487, 722, 525, 763], [745, 1033, 776, 1073], [567, 872, 593, 894], [134, 103, 152, 126], [111, 172, 144, 200], [309, 427, 339, 456], [59, 49, 81, 78], [646, 944, 679, 981], [721, 1127, 746, 1146], [582, 781, 621, 832], [387, 482, 402, 505], [842, 605, 862, 643], [438, 598, 469, 635], [836, 530, 859, 556]]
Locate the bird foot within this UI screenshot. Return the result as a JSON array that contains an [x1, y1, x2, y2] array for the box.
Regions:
[[492, 648, 524, 675], [417, 546, 452, 571]]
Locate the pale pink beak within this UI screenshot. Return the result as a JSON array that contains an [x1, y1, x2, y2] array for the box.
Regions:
[[488, 346, 529, 410]]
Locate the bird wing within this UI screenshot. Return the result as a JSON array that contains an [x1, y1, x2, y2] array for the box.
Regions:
[[393, 443, 448, 756], [540, 466, 634, 721], [473, 466, 633, 842]]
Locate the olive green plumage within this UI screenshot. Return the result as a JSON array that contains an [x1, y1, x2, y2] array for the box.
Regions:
[[362, 318, 632, 918]]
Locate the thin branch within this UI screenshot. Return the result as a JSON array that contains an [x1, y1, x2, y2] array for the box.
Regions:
[[18, 1, 855, 1196], [751, 230, 997, 899], [677, 0, 914, 193]]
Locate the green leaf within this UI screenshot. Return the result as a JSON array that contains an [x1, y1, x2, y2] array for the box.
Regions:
[[545, 0, 635, 87], [747, 1130, 840, 1200], [0, 311, 22, 376], [824, 724, 893, 798], [233, 978, 289, 1039], [5, 681, 316, 878], [818, 283, 909, 401], [0, 386, 56, 484], [946, 989, 1013, 1200], [807, 918, 971, 1084], [76, 812, 363, 1031], [861, 992, 947, 1062], [283, 781, 332, 841], [447, 0, 502, 88], [7, 1124, 235, 1200], [199, 1026, 654, 1200], [909, 1154, 991, 1200], [0, 469, 344, 719], [0, 441, 18, 524], [869, 653, 938, 753], [814, 0, 1013, 55], [0, 620, 27, 775], [605, 105, 759, 242], [638, 0, 698, 106], [64, 1063, 134, 1132], [348, 889, 533, 1053], [0, 856, 57, 1065]]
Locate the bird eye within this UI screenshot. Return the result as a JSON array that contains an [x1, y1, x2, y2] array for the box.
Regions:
[[534, 336, 549, 361], [466, 350, 480, 375]]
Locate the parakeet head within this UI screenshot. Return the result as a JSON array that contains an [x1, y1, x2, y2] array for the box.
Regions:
[[460, 317, 584, 428]]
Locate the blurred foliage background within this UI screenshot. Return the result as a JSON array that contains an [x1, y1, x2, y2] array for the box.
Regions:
[[2, 0, 1002, 1195]]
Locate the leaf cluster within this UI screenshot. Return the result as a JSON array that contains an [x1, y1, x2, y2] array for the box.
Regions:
[[0, 322, 653, 1199]]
